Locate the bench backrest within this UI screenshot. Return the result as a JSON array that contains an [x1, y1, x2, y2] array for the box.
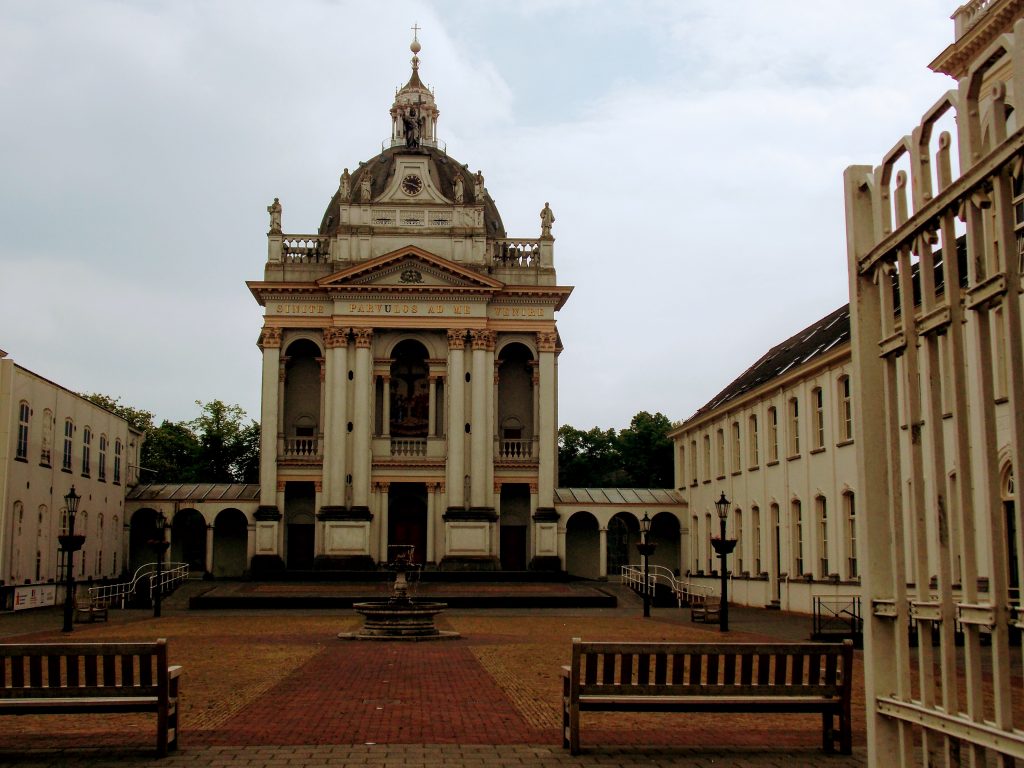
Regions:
[[0, 640, 169, 700], [568, 639, 853, 699]]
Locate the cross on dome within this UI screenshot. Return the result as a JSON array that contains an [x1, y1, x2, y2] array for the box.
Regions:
[[390, 27, 439, 150]]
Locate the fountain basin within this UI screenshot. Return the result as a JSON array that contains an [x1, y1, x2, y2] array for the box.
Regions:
[[338, 601, 460, 641]]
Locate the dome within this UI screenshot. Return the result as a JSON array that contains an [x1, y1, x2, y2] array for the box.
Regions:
[[318, 145, 506, 238]]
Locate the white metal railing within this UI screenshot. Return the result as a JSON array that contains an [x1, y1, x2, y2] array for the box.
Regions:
[[391, 437, 427, 456], [498, 439, 532, 459], [284, 437, 318, 457], [620, 564, 715, 607], [88, 562, 189, 609], [150, 563, 189, 601]]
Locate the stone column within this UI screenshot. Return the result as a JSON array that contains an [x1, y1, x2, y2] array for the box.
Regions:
[[536, 331, 558, 511], [426, 482, 437, 563], [352, 328, 374, 513], [205, 524, 214, 575], [428, 375, 438, 438], [446, 330, 466, 511], [378, 482, 390, 563], [322, 328, 349, 508], [382, 375, 391, 437], [258, 327, 282, 508], [599, 527, 608, 579], [530, 362, 540, 451], [470, 330, 493, 509]]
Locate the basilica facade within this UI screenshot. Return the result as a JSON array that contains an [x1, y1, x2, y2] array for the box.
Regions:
[[246, 39, 572, 572]]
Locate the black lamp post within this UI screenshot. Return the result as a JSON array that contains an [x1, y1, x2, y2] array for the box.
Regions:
[[636, 512, 657, 618], [58, 486, 84, 633], [149, 512, 170, 618], [711, 491, 738, 632]]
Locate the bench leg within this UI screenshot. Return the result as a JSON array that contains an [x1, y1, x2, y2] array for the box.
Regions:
[[822, 712, 834, 753], [562, 676, 570, 750]]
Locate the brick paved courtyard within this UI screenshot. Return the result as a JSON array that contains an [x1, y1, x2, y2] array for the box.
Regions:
[[0, 583, 867, 767]]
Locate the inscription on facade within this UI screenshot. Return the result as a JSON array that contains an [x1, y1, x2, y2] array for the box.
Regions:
[[273, 303, 327, 315], [345, 302, 475, 316], [491, 306, 547, 319]]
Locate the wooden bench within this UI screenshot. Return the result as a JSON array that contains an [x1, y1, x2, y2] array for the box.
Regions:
[[562, 638, 853, 755], [0, 639, 181, 756], [74, 595, 109, 623], [690, 597, 721, 623]]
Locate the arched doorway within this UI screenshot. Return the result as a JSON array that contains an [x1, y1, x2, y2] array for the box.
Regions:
[[607, 512, 639, 575], [213, 508, 248, 578], [499, 483, 530, 570], [172, 509, 207, 573], [388, 483, 427, 564], [388, 340, 430, 438], [565, 511, 600, 579], [650, 512, 681, 574], [128, 508, 163, 574], [285, 481, 315, 570], [497, 343, 535, 456], [283, 339, 323, 457]]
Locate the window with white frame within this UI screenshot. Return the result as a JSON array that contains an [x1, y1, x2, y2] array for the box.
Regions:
[[844, 492, 857, 579], [703, 435, 711, 482], [689, 439, 698, 485], [731, 421, 741, 471], [734, 509, 743, 572], [767, 407, 779, 462], [705, 513, 713, 572], [98, 434, 107, 482], [792, 499, 804, 575], [715, 429, 725, 477], [40, 409, 53, 466], [692, 515, 700, 572], [16, 402, 29, 461], [114, 439, 122, 484], [752, 506, 761, 573], [816, 496, 828, 577], [81, 427, 91, 476], [788, 398, 800, 456], [97, 514, 104, 575], [748, 414, 759, 467], [838, 375, 853, 441], [62, 419, 73, 471], [812, 387, 825, 450]]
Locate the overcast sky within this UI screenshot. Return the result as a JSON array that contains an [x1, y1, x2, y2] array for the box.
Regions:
[[0, 0, 957, 431]]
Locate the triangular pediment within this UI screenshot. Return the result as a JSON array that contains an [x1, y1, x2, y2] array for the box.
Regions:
[[317, 246, 504, 290]]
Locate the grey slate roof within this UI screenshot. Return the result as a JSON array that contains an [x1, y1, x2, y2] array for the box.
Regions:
[[126, 483, 260, 502], [554, 488, 680, 505], [687, 304, 850, 422]]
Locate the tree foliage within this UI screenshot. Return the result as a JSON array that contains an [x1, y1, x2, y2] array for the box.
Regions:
[[81, 394, 259, 484], [558, 411, 674, 489]]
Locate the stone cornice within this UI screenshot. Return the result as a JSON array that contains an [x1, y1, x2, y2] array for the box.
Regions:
[[929, 0, 1024, 77]]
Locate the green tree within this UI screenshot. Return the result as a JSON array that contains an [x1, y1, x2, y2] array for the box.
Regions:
[[189, 400, 260, 484], [80, 393, 154, 433], [557, 425, 623, 487], [142, 420, 202, 483], [618, 411, 675, 488]]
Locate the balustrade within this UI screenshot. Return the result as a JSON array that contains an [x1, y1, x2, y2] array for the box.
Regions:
[[498, 439, 533, 460], [491, 239, 540, 268], [391, 438, 427, 457], [284, 437, 319, 457], [954, 0, 994, 37], [282, 235, 330, 263]]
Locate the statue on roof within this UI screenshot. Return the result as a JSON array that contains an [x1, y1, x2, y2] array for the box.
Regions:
[[402, 106, 423, 149], [540, 202, 555, 237], [267, 197, 282, 234], [339, 168, 351, 199], [453, 173, 464, 204], [473, 170, 485, 202]]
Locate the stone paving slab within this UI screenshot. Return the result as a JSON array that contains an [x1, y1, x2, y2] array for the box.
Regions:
[[0, 581, 868, 766]]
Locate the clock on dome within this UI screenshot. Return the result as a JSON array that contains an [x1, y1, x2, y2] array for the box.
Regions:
[[401, 174, 423, 196]]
